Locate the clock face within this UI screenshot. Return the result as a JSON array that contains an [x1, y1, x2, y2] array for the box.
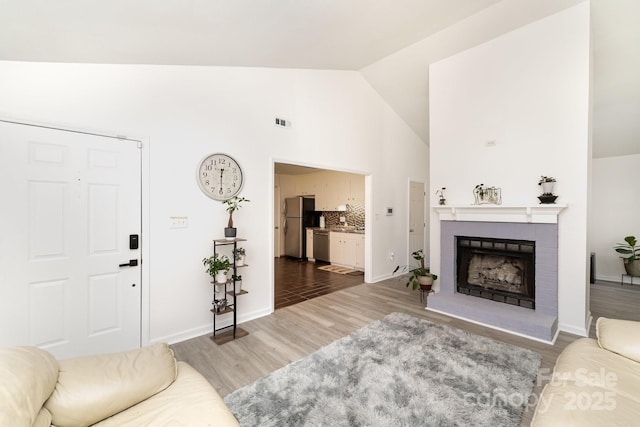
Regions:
[[196, 153, 244, 201]]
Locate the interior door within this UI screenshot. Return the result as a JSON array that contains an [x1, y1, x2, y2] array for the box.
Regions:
[[274, 186, 280, 257], [0, 120, 142, 359], [409, 181, 425, 256]]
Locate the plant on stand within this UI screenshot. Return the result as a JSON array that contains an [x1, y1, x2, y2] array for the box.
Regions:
[[393, 250, 438, 291], [232, 274, 243, 294], [233, 247, 246, 266], [614, 235, 640, 277], [202, 253, 231, 284], [223, 196, 250, 239]]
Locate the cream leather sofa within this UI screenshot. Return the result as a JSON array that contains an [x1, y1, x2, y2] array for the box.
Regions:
[[0, 342, 239, 427], [531, 317, 640, 426]]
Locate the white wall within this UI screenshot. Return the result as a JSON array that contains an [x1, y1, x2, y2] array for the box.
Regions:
[[0, 61, 427, 344], [429, 3, 591, 335], [591, 154, 640, 281]]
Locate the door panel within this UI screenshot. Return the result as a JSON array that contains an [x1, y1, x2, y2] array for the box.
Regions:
[[409, 181, 425, 256], [0, 120, 142, 359]]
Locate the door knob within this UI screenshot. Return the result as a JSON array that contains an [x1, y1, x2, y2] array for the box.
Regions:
[[119, 259, 138, 267]]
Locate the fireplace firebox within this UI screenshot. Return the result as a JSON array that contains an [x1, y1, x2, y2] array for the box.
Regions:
[[456, 236, 535, 309]]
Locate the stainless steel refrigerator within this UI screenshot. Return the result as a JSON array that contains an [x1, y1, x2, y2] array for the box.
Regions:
[[284, 196, 317, 258]]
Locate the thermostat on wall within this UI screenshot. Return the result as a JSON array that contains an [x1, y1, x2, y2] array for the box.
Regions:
[[386, 207, 393, 216]]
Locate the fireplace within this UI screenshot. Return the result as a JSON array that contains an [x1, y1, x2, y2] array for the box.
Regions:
[[428, 207, 566, 342], [456, 236, 535, 309]]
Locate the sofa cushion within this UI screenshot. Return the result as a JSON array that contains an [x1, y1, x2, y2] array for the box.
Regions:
[[45, 343, 178, 427], [0, 346, 59, 427], [93, 361, 240, 426], [553, 338, 640, 404], [531, 383, 640, 426], [597, 317, 640, 363]]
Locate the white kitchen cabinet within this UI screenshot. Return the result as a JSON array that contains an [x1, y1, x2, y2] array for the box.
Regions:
[[295, 174, 315, 196], [329, 232, 364, 270], [329, 232, 342, 264], [296, 171, 364, 210], [354, 234, 365, 269], [306, 229, 314, 260], [348, 175, 365, 205]]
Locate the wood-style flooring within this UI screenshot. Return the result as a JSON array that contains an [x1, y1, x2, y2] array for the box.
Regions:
[[171, 279, 640, 426], [274, 257, 364, 309]]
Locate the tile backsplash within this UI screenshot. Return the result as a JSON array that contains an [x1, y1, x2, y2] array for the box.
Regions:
[[321, 203, 365, 228]]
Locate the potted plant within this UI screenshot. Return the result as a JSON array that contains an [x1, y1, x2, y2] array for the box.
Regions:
[[614, 235, 640, 277], [202, 253, 231, 284], [436, 187, 446, 205], [538, 176, 556, 194], [233, 247, 246, 266], [393, 250, 438, 291], [232, 274, 243, 294], [537, 176, 558, 204], [223, 196, 250, 239]]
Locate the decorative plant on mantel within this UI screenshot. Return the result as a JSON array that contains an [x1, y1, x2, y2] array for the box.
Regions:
[[538, 176, 556, 194], [614, 235, 640, 277], [537, 176, 557, 204], [393, 250, 438, 291], [436, 187, 446, 205], [223, 196, 250, 239]]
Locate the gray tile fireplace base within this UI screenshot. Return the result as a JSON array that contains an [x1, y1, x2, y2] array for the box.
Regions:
[[426, 292, 558, 343]]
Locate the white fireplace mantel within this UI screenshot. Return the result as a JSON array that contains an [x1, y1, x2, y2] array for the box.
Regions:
[[433, 204, 567, 224]]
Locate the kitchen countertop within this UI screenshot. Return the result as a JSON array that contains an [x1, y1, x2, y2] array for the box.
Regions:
[[307, 227, 365, 234]]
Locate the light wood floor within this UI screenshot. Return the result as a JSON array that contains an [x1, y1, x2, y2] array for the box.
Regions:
[[171, 279, 640, 425]]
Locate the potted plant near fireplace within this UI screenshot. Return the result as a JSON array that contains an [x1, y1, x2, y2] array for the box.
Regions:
[[614, 235, 640, 277], [393, 250, 438, 291]]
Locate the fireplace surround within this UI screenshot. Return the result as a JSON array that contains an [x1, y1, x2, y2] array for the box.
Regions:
[[429, 205, 566, 343]]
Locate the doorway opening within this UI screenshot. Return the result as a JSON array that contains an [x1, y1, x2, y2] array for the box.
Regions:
[[274, 162, 367, 309]]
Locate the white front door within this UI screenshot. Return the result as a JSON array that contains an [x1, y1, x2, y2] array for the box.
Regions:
[[409, 181, 425, 256], [0, 120, 142, 359]]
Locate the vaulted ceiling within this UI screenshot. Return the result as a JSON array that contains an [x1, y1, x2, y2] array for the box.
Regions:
[[0, 0, 637, 158]]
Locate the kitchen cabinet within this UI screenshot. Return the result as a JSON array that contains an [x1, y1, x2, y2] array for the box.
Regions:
[[329, 232, 364, 270], [348, 176, 365, 205], [295, 174, 315, 196], [295, 171, 365, 210], [354, 234, 365, 269], [306, 229, 314, 260]]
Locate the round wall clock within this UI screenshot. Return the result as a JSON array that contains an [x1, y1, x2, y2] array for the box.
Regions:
[[196, 153, 244, 201]]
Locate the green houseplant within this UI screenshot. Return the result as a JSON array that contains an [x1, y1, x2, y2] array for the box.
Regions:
[[202, 253, 231, 283], [233, 247, 246, 266], [223, 196, 250, 239], [614, 235, 640, 277], [393, 250, 438, 291]]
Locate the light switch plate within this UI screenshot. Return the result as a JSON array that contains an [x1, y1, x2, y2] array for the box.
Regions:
[[170, 216, 188, 228]]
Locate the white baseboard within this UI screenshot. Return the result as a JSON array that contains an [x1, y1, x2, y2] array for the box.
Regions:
[[558, 318, 590, 337], [150, 307, 273, 346]]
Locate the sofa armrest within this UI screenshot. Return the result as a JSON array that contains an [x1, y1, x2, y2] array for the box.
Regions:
[[596, 317, 640, 363], [0, 346, 58, 427], [45, 343, 177, 427], [93, 362, 240, 426]]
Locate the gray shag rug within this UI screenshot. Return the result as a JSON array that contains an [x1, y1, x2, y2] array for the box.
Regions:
[[224, 312, 541, 426]]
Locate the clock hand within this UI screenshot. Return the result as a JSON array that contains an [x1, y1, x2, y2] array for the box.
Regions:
[[219, 168, 225, 195]]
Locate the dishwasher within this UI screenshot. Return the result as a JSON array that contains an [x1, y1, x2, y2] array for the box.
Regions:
[[313, 230, 330, 262]]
